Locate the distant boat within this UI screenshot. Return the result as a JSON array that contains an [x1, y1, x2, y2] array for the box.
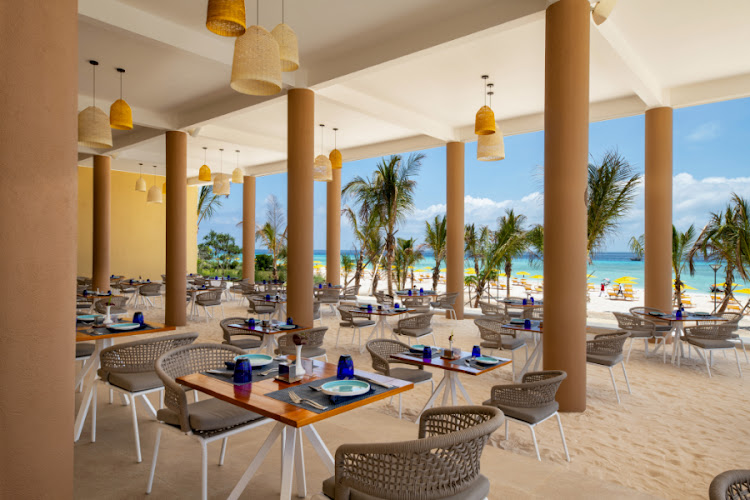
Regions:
[[630, 256, 642, 261]]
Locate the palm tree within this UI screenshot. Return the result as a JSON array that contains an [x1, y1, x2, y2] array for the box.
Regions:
[[394, 237, 425, 290], [343, 153, 424, 294], [495, 209, 528, 297], [464, 224, 503, 307], [672, 224, 697, 309], [628, 234, 645, 261], [341, 254, 355, 287], [197, 185, 222, 229], [255, 195, 286, 280], [526, 224, 544, 266], [343, 206, 382, 293], [424, 215, 447, 291], [586, 150, 641, 261]]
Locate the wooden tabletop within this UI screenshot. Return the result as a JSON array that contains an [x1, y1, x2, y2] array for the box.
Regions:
[[177, 359, 413, 428], [76, 322, 175, 342], [653, 313, 726, 323], [227, 323, 311, 336], [390, 350, 511, 376], [77, 293, 124, 300], [500, 300, 542, 308]]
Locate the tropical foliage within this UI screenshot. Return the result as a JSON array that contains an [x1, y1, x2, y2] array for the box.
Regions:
[[197, 185, 222, 229], [628, 235, 645, 260], [424, 215, 447, 292], [198, 230, 240, 276], [341, 254, 355, 287], [495, 209, 529, 297], [672, 224, 697, 308], [255, 194, 287, 280], [394, 237, 425, 290]]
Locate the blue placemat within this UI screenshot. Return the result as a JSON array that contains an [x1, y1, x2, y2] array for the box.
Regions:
[[264, 376, 395, 414], [202, 361, 282, 385], [450, 355, 504, 370], [84, 324, 157, 336]]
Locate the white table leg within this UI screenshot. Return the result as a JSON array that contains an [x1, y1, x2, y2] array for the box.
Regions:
[[449, 373, 457, 406], [293, 428, 306, 498], [301, 425, 335, 474], [517, 338, 543, 382], [418, 373, 450, 419], [279, 426, 297, 500], [453, 374, 474, 404], [228, 422, 285, 500], [74, 343, 102, 389]]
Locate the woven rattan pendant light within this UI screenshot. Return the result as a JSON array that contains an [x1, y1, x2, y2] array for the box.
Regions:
[[147, 165, 162, 203], [214, 149, 231, 196], [329, 127, 342, 169], [477, 88, 505, 161], [474, 75, 496, 136], [232, 149, 244, 183], [230, 1, 282, 96], [199, 147, 211, 181], [313, 124, 332, 182], [110, 68, 133, 130], [271, 0, 299, 72], [162, 182, 167, 195], [206, 0, 246, 36], [135, 163, 147, 192], [78, 61, 113, 149]]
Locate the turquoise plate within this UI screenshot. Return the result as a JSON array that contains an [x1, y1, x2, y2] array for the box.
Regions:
[[475, 356, 500, 365], [320, 380, 370, 397], [234, 353, 273, 367], [77, 315, 100, 321]]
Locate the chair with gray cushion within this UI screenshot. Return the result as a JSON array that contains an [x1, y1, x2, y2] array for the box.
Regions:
[[587, 332, 632, 403], [318, 287, 341, 315], [220, 317, 263, 351], [147, 343, 272, 500], [247, 296, 276, 321], [629, 306, 673, 334], [613, 311, 667, 362], [375, 291, 394, 307], [275, 326, 329, 361], [392, 312, 437, 346], [95, 332, 198, 462], [366, 339, 434, 419], [684, 324, 743, 378], [522, 305, 544, 321], [478, 300, 506, 320], [139, 282, 163, 308], [94, 296, 128, 315], [340, 285, 360, 301], [336, 305, 376, 350], [474, 318, 527, 380], [401, 295, 431, 314], [710, 312, 748, 363], [320, 406, 503, 500], [429, 292, 458, 320], [195, 290, 224, 322], [709, 469, 750, 500], [483, 370, 570, 462]]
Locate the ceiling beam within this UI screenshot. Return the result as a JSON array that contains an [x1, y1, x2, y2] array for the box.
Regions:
[[669, 72, 750, 109], [195, 125, 287, 154], [78, 93, 177, 130]]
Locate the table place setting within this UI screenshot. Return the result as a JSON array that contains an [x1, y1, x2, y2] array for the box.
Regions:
[[203, 354, 286, 385]]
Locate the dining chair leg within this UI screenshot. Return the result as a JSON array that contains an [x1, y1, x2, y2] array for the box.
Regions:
[[529, 425, 541, 461], [626, 338, 634, 363], [740, 339, 748, 363], [194, 390, 200, 402], [734, 348, 743, 377], [504, 420, 509, 440], [200, 440, 208, 500], [620, 362, 632, 394], [608, 366, 621, 404], [398, 394, 402, 420], [109, 388, 113, 404], [555, 413, 570, 462], [335, 327, 342, 347], [92, 379, 98, 442], [219, 437, 228, 466], [703, 348, 712, 377], [146, 427, 162, 494], [131, 394, 142, 463], [511, 350, 516, 381]]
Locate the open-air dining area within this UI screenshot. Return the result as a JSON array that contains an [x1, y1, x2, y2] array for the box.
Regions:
[[3, 1, 750, 499]]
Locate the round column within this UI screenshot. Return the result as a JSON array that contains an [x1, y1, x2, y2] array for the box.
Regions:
[[165, 131, 187, 327], [644, 107, 673, 313], [446, 141, 465, 320], [92, 155, 111, 292], [326, 168, 342, 286], [242, 175, 256, 280], [542, 0, 590, 412], [287, 89, 315, 326]]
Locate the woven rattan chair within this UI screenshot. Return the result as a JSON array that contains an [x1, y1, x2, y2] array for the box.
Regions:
[[375, 291, 394, 307], [195, 290, 224, 322], [366, 339, 434, 419], [522, 305, 544, 321], [336, 305, 375, 350], [629, 306, 673, 332], [340, 285, 360, 301], [94, 332, 198, 462], [94, 296, 128, 315], [483, 370, 570, 461], [193, 277, 207, 287], [708, 312, 749, 363], [478, 300, 505, 319], [392, 312, 437, 346], [139, 282, 163, 309], [429, 292, 458, 320], [587, 332, 632, 403], [502, 297, 528, 318], [247, 296, 276, 320], [313, 301, 322, 324], [318, 287, 342, 316], [709, 470, 750, 500], [320, 406, 503, 500], [401, 295, 431, 314], [474, 318, 527, 380], [220, 317, 263, 351], [147, 343, 272, 500], [613, 311, 667, 362], [684, 324, 743, 378], [275, 326, 329, 361]]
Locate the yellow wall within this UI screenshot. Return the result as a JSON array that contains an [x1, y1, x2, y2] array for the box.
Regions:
[[77, 166, 198, 280]]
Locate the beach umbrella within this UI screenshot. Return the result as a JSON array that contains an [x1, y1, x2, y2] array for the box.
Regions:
[[440, 268, 446, 272], [734, 288, 750, 294], [620, 276, 638, 280], [613, 278, 637, 284], [313, 260, 322, 264], [587, 273, 597, 278], [716, 282, 739, 287], [532, 275, 543, 279], [517, 271, 530, 276], [465, 268, 476, 275], [675, 283, 696, 290]]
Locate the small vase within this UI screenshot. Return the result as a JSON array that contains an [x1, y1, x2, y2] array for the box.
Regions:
[[295, 344, 306, 377], [103, 305, 113, 325]]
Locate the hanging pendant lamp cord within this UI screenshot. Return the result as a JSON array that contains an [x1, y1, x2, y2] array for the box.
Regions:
[[92, 65, 96, 107], [120, 71, 123, 100]]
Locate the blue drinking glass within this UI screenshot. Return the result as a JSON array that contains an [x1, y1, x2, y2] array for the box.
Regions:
[[367, 304, 373, 312], [287, 317, 294, 326], [472, 345, 481, 358], [337, 355, 354, 380], [328, 283, 331, 288], [530, 296, 535, 304], [377, 305, 383, 311], [233, 358, 252, 384], [215, 276, 218, 280], [319, 283, 323, 289], [422, 346, 432, 360], [395, 303, 400, 309], [248, 318, 256, 329], [522, 298, 527, 305], [265, 294, 271, 301], [524, 319, 531, 329], [408, 289, 412, 296], [83, 290, 88, 297], [132, 312, 144, 326], [675, 309, 682, 319], [419, 288, 424, 295], [263, 280, 267, 285]]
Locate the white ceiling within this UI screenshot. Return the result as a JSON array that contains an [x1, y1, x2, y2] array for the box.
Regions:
[[77, 0, 750, 177]]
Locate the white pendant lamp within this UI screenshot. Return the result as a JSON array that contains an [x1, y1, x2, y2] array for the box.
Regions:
[[230, 1, 282, 96], [146, 165, 162, 203], [78, 60, 113, 149], [477, 88, 505, 161], [135, 162, 147, 192], [232, 149, 244, 183], [313, 124, 332, 182], [213, 149, 231, 196], [110, 68, 133, 130], [271, 0, 299, 72], [474, 75, 496, 136]]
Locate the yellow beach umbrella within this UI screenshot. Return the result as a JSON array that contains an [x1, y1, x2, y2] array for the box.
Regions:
[[733, 288, 750, 294], [313, 260, 322, 263], [675, 284, 696, 290], [614, 278, 637, 284], [440, 268, 446, 273], [716, 282, 739, 287], [587, 273, 597, 278], [465, 268, 476, 275], [517, 271, 530, 276], [620, 276, 638, 280], [532, 275, 544, 279]]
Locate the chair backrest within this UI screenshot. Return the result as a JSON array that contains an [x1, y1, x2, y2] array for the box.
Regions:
[[586, 332, 629, 356], [490, 370, 566, 409], [478, 301, 502, 316], [320, 288, 341, 301], [402, 296, 430, 307], [193, 278, 206, 286], [139, 283, 161, 295], [629, 306, 666, 316], [341, 285, 360, 299], [94, 296, 127, 313], [522, 305, 544, 320], [220, 317, 262, 342], [708, 470, 750, 500], [436, 292, 458, 307], [397, 312, 434, 330], [366, 338, 410, 375], [375, 291, 394, 306], [277, 326, 328, 350], [100, 332, 198, 373], [313, 301, 321, 320], [685, 323, 736, 339], [474, 318, 515, 342], [613, 312, 655, 332], [156, 343, 244, 432], [337, 305, 370, 323], [196, 290, 222, 302]]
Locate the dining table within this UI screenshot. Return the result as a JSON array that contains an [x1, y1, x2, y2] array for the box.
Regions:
[[358, 306, 413, 351], [226, 322, 311, 355], [177, 358, 413, 500], [633, 311, 727, 366]]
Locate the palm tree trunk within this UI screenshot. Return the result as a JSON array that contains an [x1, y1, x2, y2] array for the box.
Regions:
[[354, 253, 363, 289], [505, 260, 512, 298], [432, 264, 440, 292]]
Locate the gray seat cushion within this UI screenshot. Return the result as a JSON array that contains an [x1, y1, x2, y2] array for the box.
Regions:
[[275, 346, 327, 358], [340, 319, 376, 328], [197, 299, 221, 306], [76, 343, 95, 358], [156, 397, 265, 432], [686, 337, 736, 349], [388, 367, 432, 384], [627, 329, 654, 338], [484, 400, 559, 425], [655, 325, 672, 332], [225, 337, 263, 349], [98, 370, 163, 392], [393, 327, 432, 338], [250, 305, 276, 314], [322, 473, 489, 500], [586, 353, 624, 367], [480, 337, 525, 351]]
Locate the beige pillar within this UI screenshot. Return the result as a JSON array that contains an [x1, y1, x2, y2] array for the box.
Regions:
[[542, 0, 590, 412], [645, 107, 673, 313], [0, 0, 76, 496], [287, 89, 315, 326], [243, 176, 256, 280], [446, 142, 465, 320], [92, 155, 111, 291], [166, 131, 187, 327], [326, 168, 342, 286]]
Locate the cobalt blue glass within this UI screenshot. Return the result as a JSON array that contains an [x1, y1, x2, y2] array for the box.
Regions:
[[215, 276, 218, 280], [422, 346, 432, 360], [395, 303, 400, 309], [522, 298, 527, 305], [132, 312, 144, 326], [328, 283, 331, 288], [530, 296, 534, 304], [377, 305, 383, 311], [83, 290, 88, 297], [367, 304, 373, 312], [408, 289, 412, 296], [472, 345, 481, 358], [524, 319, 531, 329], [419, 288, 424, 295], [319, 283, 323, 289], [266, 294, 271, 301], [337, 355, 354, 380], [675, 309, 682, 318], [248, 318, 256, 328], [233, 358, 252, 384], [287, 317, 294, 326]]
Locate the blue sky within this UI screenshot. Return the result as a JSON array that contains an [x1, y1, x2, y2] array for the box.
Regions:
[[199, 96, 750, 253]]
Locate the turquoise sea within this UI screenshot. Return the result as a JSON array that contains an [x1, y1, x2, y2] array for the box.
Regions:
[[253, 250, 745, 293]]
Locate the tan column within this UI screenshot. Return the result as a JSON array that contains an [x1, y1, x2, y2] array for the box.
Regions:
[[645, 107, 673, 313], [542, 0, 590, 412], [0, 0, 76, 496], [287, 89, 315, 326], [446, 141, 465, 320], [92, 155, 111, 291], [243, 176, 256, 280], [166, 131, 187, 327], [326, 168, 342, 286]]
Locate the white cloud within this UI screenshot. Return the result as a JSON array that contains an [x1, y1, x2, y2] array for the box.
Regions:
[[686, 121, 720, 142]]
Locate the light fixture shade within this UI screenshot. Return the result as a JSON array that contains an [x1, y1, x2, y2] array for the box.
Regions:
[[135, 176, 147, 192], [109, 99, 133, 130], [477, 130, 505, 161], [213, 178, 230, 196], [232, 168, 244, 183], [199, 164, 212, 181], [313, 154, 332, 182], [78, 106, 113, 149], [329, 148, 342, 169], [230, 25, 282, 96], [206, 0, 246, 36], [147, 185, 162, 203], [162, 182, 167, 195], [474, 105, 496, 135], [592, 0, 617, 25], [271, 23, 299, 72]]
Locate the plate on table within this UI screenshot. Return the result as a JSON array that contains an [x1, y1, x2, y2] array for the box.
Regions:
[[648, 312, 666, 317], [108, 323, 141, 331], [319, 380, 370, 397], [234, 353, 273, 367], [409, 344, 438, 353], [693, 312, 711, 316], [509, 319, 525, 325], [278, 324, 297, 330], [475, 356, 500, 366], [77, 315, 100, 322]]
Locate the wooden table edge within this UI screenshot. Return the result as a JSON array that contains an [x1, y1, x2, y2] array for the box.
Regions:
[[390, 352, 511, 375]]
